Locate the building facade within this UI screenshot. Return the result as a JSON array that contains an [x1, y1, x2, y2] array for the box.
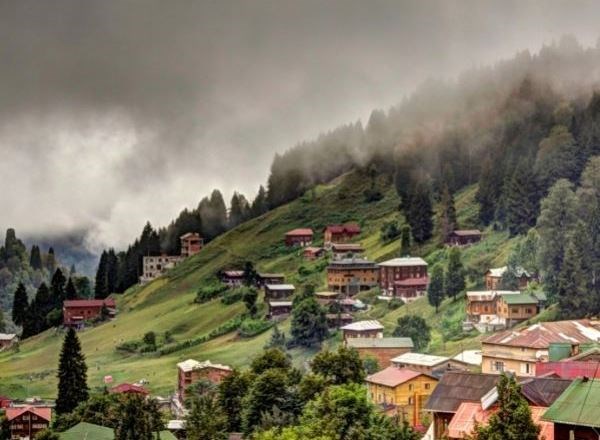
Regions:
[[63, 298, 116, 327], [284, 228, 314, 247], [378, 257, 428, 299], [0, 333, 18, 350], [180, 233, 203, 257], [323, 223, 361, 246], [346, 337, 414, 367], [177, 359, 232, 403], [341, 320, 384, 341], [485, 266, 532, 290], [446, 230, 482, 246], [140, 255, 182, 284], [327, 258, 379, 294], [264, 284, 295, 299], [6, 407, 51, 440]]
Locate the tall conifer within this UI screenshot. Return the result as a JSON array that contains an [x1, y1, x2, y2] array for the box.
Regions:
[[12, 283, 29, 327], [56, 328, 89, 414]]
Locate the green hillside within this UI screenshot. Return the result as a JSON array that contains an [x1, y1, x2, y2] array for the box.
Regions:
[[0, 170, 517, 398]]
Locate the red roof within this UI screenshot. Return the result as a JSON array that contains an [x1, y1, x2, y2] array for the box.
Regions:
[[536, 361, 600, 379], [394, 277, 429, 287], [448, 403, 552, 439], [6, 406, 52, 422], [64, 298, 116, 308], [285, 228, 314, 236], [366, 367, 426, 387], [109, 383, 149, 395], [324, 223, 361, 234]]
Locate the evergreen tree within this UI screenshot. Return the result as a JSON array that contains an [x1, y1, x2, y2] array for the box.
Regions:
[[218, 370, 253, 432], [265, 325, 286, 350], [50, 268, 67, 309], [438, 184, 458, 243], [445, 247, 465, 300], [243, 288, 258, 316], [427, 264, 444, 313], [46, 247, 56, 274], [290, 297, 328, 347], [94, 251, 109, 299], [0, 308, 5, 333], [114, 394, 163, 440], [12, 282, 29, 326], [407, 180, 433, 243], [535, 125, 581, 190], [472, 374, 540, 440], [476, 156, 503, 225], [400, 225, 411, 256], [504, 162, 539, 236], [29, 245, 43, 270], [186, 393, 228, 440], [106, 249, 119, 295], [56, 328, 89, 415], [243, 261, 258, 286], [65, 278, 78, 300], [25, 283, 53, 336], [229, 192, 250, 229], [392, 315, 431, 351], [251, 185, 269, 217]]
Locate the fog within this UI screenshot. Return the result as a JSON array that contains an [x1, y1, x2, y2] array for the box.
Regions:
[[1, 0, 599, 251]]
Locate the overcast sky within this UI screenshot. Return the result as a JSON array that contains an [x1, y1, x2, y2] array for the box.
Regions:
[[1, 0, 600, 251]]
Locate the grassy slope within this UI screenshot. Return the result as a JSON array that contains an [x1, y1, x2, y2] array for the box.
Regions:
[[0, 171, 518, 398]]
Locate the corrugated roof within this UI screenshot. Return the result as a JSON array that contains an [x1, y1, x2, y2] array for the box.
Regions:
[[285, 228, 314, 236], [265, 284, 295, 290], [6, 406, 52, 422], [331, 243, 363, 251], [519, 377, 573, 407], [378, 257, 428, 267], [487, 266, 530, 278], [500, 293, 540, 305], [392, 352, 449, 367], [341, 320, 383, 331], [269, 301, 293, 307], [324, 223, 361, 234], [109, 383, 149, 395], [452, 350, 482, 366], [63, 298, 116, 308], [542, 378, 600, 427], [451, 230, 482, 236], [328, 258, 376, 267], [0, 333, 17, 341], [176, 359, 232, 373], [466, 290, 519, 301], [536, 361, 600, 379], [483, 320, 600, 349], [424, 371, 500, 413], [59, 422, 114, 440], [347, 337, 414, 349], [366, 367, 426, 387], [394, 277, 429, 286]]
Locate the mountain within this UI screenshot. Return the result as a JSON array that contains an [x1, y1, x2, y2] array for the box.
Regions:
[[0, 169, 518, 398]]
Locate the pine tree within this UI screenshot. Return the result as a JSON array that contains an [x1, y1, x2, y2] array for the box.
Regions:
[[251, 185, 269, 217], [46, 247, 56, 274], [290, 297, 328, 347], [504, 162, 539, 236], [473, 374, 540, 440], [106, 249, 119, 295], [29, 245, 43, 270], [94, 251, 108, 299], [50, 268, 67, 309], [229, 192, 250, 228], [114, 394, 163, 440], [445, 247, 465, 301], [400, 225, 411, 257], [65, 278, 78, 300], [243, 261, 258, 287], [55, 328, 89, 414], [428, 264, 444, 313], [438, 184, 458, 243], [12, 282, 29, 327], [476, 156, 503, 225], [407, 180, 433, 243], [0, 308, 5, 333], [265, 325, 286, 350]]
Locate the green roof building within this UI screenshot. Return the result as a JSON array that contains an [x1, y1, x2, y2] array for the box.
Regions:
[[542, 378, 600, 439], [59, 422, 177, 440]]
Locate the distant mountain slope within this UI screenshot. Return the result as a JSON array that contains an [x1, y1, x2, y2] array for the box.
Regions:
[[0, 170, 516, 398]]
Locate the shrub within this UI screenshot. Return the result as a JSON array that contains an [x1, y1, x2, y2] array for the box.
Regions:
[[238, 318, 273, 338], [380, 221, 401, 242], [195, 282, 228, 303], [116, 340, 142, 353], [221, 289, 244, 305], [388, 298, 404, 310]]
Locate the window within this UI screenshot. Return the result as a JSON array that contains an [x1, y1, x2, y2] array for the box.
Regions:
[[408, 384, 413, 391], [491, 361, 504, 372], [408, 397, 414, 405], [526, 308, 533, 314], [425, 383, 430, 390], [511, 308, 519, 314]]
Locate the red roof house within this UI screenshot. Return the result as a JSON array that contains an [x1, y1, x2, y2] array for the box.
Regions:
[[323, 223, 361, 245], [109, 383, 149, 395], [6, 406, 52, 439], [284, 228, 314, 247], [63, 298, 117, 327], [0, 395, 12, 408]]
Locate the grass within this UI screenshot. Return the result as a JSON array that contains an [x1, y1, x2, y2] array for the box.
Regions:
[[0, 171, 513, 398]]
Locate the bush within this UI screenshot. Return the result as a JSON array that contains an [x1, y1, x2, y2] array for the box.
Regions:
[[221, 289, 244, 305], [238, 318, 273, 338], [158, 318, 242, 356], [195, 282, 228, 303], [388, 298, 404, 310], [380, 221, 401, 242], [116, 340, 142, 353]]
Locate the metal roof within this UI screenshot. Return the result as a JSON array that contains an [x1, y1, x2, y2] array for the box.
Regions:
[[542, 378, 600, 427], [378, 257, 427, 267], [347, 337, 414, 349], [265, 284, 295, 290], [366, 367, 430, 387], [500, 293, 540, 305], [424, 371, 501, 413], [452, 350, 482, 366], [391, 352, 449, 367], [176, 359, 232, 373], [340, 320, 383, 331]]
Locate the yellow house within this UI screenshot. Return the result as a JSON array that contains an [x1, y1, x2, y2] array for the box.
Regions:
[[366, 366, 438, 427]]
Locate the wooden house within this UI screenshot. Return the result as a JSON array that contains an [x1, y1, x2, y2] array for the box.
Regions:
[[264, 284, 295, 299], [0, 395, 12, 409], [485, 266, 532, 290], [391, 352, 473, 377], [177, 359, 232, 403], [180, 232, 203, 257], [326, 258, 379, 295], [220, 270, 245, 287], [268, 301, 293, 319], [257, 272, 285, 287], [331, 243, 364, 260], [347, 337, 414, 367], [465, 290, 519, 323], [323, 223, 361, 246], [378, 257, 428, 300], [284, 228, 313, 247], [0, 333, 18, 350], [109, 383, 149, 395], [6, 406, 51, 440], [341, 320, 383, 342], [326, 313, 353, 328], [446, 230, 482, 246], [303, 246, 324, 260], [496, 292, 546, 327], [63, 298, 116, 328], [366, 367, 438, 427], [314, 291, 340, 306], [542, 378, 600, 440]]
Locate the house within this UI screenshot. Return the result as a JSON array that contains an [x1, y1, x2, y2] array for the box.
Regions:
[[303, 246, 325, 260], [326, 258, 379, 295], [6, 406, 52, 440], [177, 359, 232, 403], [284, 228, 313, 247], [267, 301, 293, 319], [63, 298, 116, 328], [377, 257, 428, 300], [331, 243, 364, 260], [219, 270, 245, 287], [180, 232, 203, 257], [256, 273, 285, 287], [447, 403, 553, 439], [341, 320, 384, 341], [424, 371, 501, 439], [481, 320, 600, 377], [108, 383, 149, 395], [542, 378, 600, 440], [0, 395, 12, 408], [446, 230, 482, 246], [325, 313, 353, 328], [495, 292, 546, 327], [0, 333, 18, 350], [485, 266, 532, 290], [314, 291, 340, 306], [264, 284, 295, 299], [535, 346, 600, 379], [452, 350, 483, 368], [347, 337, 414, 367], [465, 290, 519, 323], [323, 223, 361, 246], [366, 367, 438, 427], [518, 376, 573, 408], [391, 352, 473, 377], [140, 255, 182, 283]]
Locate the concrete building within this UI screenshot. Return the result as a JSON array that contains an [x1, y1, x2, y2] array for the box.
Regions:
[[341, 320, 384, 342], [327, 258, 379, 295], [177, 359, 232, 403], [180, 232, 203, 257]]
